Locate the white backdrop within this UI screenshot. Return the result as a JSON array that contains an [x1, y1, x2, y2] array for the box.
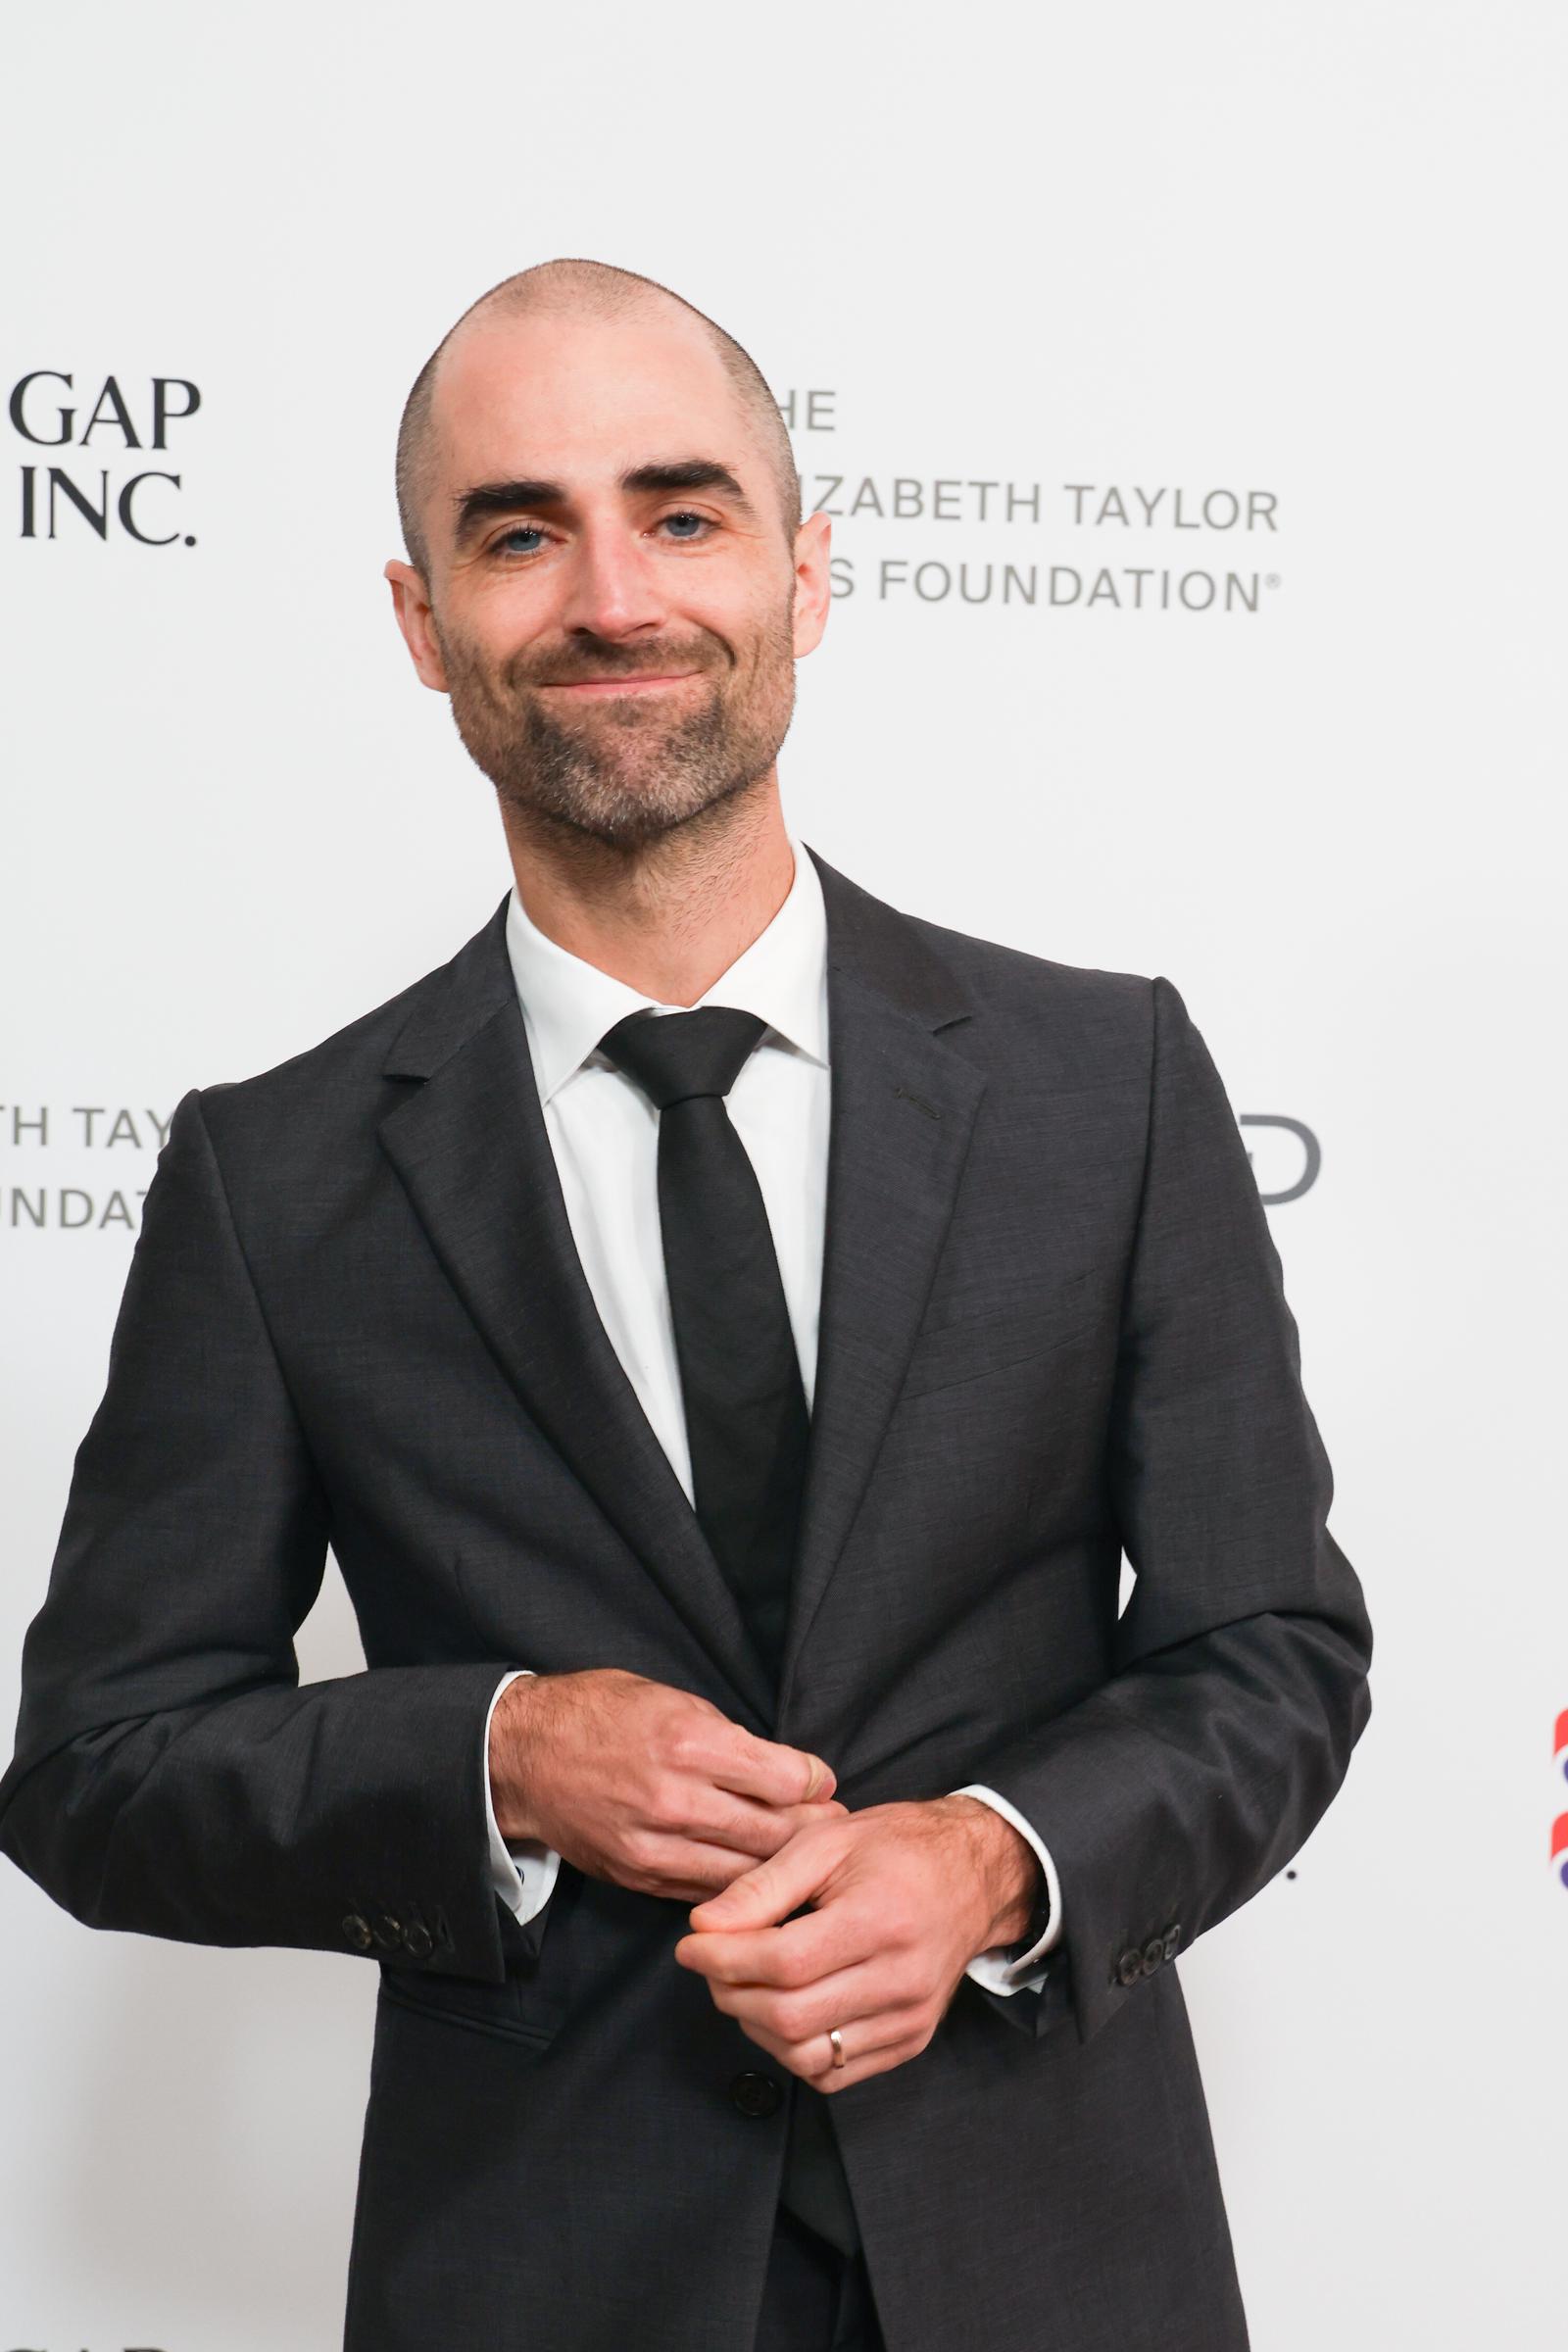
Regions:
[[3, 3, 1564, 2346]]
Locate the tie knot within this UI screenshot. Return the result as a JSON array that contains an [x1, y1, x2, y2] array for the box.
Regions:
[[597, 1005, 767, 1110]]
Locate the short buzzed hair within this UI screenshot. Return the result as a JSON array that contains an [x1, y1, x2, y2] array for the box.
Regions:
[[394, 258, 802, 582]]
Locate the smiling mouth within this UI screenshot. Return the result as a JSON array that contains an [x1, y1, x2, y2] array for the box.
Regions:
[[538, 673, 702, 696]]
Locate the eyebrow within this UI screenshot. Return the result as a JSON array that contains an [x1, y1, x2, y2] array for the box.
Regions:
[[451, 460, 760, 550]]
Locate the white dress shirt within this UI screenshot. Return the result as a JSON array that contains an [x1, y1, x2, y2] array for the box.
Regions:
[[481, 827, 1062, 1996]]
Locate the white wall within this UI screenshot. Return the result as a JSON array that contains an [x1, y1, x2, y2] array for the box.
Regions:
[[3, 3, 1563, 2343]]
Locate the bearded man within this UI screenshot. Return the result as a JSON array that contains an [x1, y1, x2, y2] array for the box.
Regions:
[[0, 257, 1373, 2352]]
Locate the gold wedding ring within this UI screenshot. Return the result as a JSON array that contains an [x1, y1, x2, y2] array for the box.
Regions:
[[828, 2027, 846, 2068]]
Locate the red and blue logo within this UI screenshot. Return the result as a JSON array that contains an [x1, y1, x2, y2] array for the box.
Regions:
[[1553, 1712, 1568, 1890]]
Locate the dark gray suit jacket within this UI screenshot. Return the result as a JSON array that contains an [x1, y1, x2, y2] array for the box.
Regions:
[[0, 845, 1372, 2351]]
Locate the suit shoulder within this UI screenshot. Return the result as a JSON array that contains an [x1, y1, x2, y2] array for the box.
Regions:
[[905, 906, 1161, 1078], [935, 916, 1152, 1008], [186, 902, 509, 1152], [905, 902, 1152, 1007]]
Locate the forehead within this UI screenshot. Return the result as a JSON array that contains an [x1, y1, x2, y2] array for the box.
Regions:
[[428, 305, 753, 493]]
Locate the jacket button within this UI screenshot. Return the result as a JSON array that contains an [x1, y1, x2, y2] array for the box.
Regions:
[[1163, 1923, 1182, 1961], [342, 1913, 373, 1951], [1115, 1946, 1144, 1987], [372, 1914, 404, 1949], [402, 1920, 434, 1959], [730, 2070, 783, 2119], [1142, 1938, 1164, 1976]]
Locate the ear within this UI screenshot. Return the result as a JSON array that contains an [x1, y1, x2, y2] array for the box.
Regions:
[[790, 510, 833, 660], [384, 558, 450, 692]]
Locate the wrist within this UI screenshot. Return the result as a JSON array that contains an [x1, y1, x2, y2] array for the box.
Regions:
[[937, 1792, 1043, 1949], [489, 1672, 551, 1842]]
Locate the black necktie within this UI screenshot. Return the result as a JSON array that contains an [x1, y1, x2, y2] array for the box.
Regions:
[[596, 1004, 861, 2258], [596, 1004, 808, 1682]]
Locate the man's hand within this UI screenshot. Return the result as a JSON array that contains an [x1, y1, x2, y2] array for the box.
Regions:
[[487, 1667, 843, 1902], [671, 1793, 1043, 2091]]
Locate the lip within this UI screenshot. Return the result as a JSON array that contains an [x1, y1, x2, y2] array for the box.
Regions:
[[539, 673, 701, 697]]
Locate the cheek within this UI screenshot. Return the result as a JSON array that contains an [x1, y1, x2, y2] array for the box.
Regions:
[[738, 602, 801, 681], [696, 573, 795, 665], [449, 575, 554, 664]]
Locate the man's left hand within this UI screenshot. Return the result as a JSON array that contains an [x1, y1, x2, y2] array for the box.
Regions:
[[671, 1795, 1041, 2091]]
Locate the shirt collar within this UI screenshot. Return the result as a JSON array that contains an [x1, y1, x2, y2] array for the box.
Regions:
[[505, 827, 829, 1107]]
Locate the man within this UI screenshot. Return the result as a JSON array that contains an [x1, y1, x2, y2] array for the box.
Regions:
[[0, 259, 1373, 2352]]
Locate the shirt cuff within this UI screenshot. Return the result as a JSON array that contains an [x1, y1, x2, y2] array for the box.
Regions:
[[484, 1669, 563, 1924], [949, 1782, 1063, 1996]]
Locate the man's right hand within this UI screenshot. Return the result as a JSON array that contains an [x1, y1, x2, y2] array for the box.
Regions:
[[487, 1668, 843, 1903]]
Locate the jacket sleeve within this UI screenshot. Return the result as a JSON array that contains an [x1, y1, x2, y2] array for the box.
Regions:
[[969, 975, 1373, 2045], [0, 1086, 518, 1984]]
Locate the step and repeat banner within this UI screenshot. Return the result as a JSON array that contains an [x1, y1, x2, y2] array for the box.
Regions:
[[2, 3, 1562, 2347]]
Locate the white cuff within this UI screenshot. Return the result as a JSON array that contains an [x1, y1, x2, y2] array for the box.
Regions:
[[950, 1782, 1063, 1997], [483, 1669, 563, 1924]]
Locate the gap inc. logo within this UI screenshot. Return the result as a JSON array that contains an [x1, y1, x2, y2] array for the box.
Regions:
[[1553, 1711, 1568, 1890], [11, 368, 201, 545]]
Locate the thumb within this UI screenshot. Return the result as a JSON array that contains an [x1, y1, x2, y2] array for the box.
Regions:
[[690, 1828, 831, 1931]]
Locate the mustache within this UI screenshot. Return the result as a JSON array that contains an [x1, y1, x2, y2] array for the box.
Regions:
[[509, 639, 724, 689]]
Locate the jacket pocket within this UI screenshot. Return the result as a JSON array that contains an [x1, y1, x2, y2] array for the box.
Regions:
[[377, 1964, 567, 2051]]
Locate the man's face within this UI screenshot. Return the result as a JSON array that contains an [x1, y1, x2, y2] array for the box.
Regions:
[[389, 307, 829, 852]]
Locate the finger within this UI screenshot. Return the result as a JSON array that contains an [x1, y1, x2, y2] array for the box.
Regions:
[[675, 1907, 874, 1986], [686, 1816, 846, 1934], [708, 1726, 836, 1810], [678, 1793, 844, 1865], [612, 1831, 803, 1902], [690, 1949, 899, 2042], [808, 2016, 927, 2093], [734, 2005, 924, 2093], [611, 1794, 848, 1903]]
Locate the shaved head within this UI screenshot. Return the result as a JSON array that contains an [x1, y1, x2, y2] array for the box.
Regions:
[[381, 257, 834, 867], [395, 258, 802, 582]]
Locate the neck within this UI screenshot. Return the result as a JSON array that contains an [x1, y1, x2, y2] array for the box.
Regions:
[[498, 782, 797, 1007]]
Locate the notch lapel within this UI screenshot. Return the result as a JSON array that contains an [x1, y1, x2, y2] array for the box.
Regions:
[[377, 907, 778, 1726], [776, 850, 987, 1727]]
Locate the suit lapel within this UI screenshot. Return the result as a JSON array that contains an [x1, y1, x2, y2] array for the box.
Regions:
[[377, 927, 778, 1724], [375, 845, 986, 1732], [776, 852, 987, 1722]]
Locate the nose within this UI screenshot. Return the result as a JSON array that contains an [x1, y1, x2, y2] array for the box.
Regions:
[[556, 515, 669, 644]]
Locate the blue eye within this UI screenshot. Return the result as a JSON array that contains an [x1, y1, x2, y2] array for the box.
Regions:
[[490, 511, 711, 560]]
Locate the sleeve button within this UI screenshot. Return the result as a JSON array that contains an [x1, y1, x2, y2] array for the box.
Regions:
[[1115, 1946, 1144, 1987], [1141, 1938, 1164, 1976], [342, 1913, 373, 1951], [402, 1920, 434, 1959], [1163, 1923, 1182, 1961]]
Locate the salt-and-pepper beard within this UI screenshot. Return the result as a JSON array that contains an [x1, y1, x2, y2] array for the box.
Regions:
[[434, 610, 799, 852]]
